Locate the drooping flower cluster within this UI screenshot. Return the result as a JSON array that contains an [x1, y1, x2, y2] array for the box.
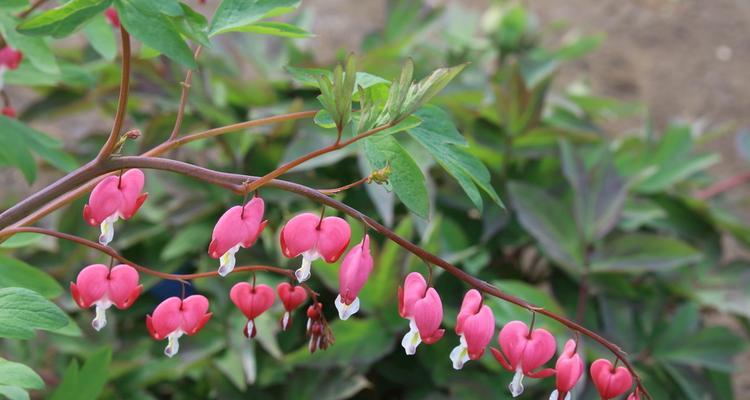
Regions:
[[75, 169, 641, 397]]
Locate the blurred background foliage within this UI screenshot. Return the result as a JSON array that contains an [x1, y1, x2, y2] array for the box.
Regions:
[[0, 0, 749, 399]]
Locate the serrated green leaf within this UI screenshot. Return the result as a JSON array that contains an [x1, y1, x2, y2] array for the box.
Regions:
[[0, 255, 63, 298], [114, 0, 196, 68], [209, 0, 300, 36], [363, 135, 429, 218], [17, 0, 112, 38], [590, 233, 701, 273], [285, 66, 389, 90], [0, 359, 43, 390], [0, 287, 68, 339]]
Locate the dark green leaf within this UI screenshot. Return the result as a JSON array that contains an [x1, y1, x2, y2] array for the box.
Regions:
[[0, 287, 68, 339], [0, 255, 64, 298], [160, 223, 211, 260], [49, 348, 111, 400], [17, 0, 112, 38], [590, 233, 701, 273], [209, 0, 301, 36], [655, 327, 745, 372]]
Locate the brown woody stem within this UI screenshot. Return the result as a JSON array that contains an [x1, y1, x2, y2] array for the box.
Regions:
[[96, 27, 131, 162]]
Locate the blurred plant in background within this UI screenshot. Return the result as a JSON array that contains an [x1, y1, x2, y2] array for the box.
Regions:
[[0, 0, 748, 399]]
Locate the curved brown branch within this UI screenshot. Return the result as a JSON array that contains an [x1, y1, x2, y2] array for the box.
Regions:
[[169, 46, 203, 141], [318, 176, 370, 195], [695, 171, 750, 200], [92, 156, 650, 398], [0, 227, 319, 300], [96, 27, 131, 162]]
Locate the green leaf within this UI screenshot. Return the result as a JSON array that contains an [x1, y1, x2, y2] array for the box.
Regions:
[[0, 256, 63, 298], [560, 141, 627, 241], [0, 359, 43, 390], [173, 3, 210, 48], [0, 233, 41, 249], [17, 0, 112, 38], [49, 348, 111, 400], [0, 117, 36, 183], [0, 14, 59, 74], [285, 319, 392, 368], [160, 223, 211, 260], [0, 385, 29, 400], [0, 115, 79, 175], [507, 182, 583, 272], [0, 0, 28, 9], [286, 66, 389, 90], [114, 0, 196, 68], [400, 63, 467, 118], [0, 287, 68, 339], [409, 106, 502, 210], [82, 15, 117, 60], [283, 368, 370, 400], [590, 233, 701, 273], [363, 135, 429, 218], [655, 327, 745, 372], [209, 0, 301, 36], [485, 280, 565, 333], [227, 21, 311, 38]]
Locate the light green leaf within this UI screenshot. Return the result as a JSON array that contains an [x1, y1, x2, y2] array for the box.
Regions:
[[590, 233, 701, 273], [0, 117, 36, 183], [209, 0, 301, 36], [0, 14, 59, 74], [83, 14, 117, 60], [0, 287, 68, 339], [17, 0, 112, 38], [409, 107, 502, 210], [160, 223, 211, 260], [507, 182, 583, 272], [363, 135, 429, 218], [0, 359, 43, 390], [0, 115, 79, 174], [285, 66, 389, 90], [0, 256, 63, 298], [114, 0, 196, 68], [0, 385, 29, 400], [49, 348, 111, 400], [173, 3, 210, 47], [0, 233, 41, 249], [228, 21, 311, 38]]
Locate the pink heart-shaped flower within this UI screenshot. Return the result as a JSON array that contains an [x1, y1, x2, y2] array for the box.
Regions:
[[230, 282, 275, 320], [277, 282, 307, 311], [590, 359, 633, 399]]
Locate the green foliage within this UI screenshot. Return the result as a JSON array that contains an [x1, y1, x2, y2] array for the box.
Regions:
[[49, 348, 111, 400], [0, 288, 68, 339], [209, 0, 301, 36], [0, 256, 63, 298], [17, 0, 112, 38]]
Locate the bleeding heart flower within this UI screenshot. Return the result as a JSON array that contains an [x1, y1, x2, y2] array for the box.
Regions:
[[398, 272, 445, 355], [334, 235, 373, 320], [146, 295, 212, 358], [276, 282, 307, 330], [627, 391, 640, 400], [71, 263, 142, 331], [491, 320, 557, 397], [83, 169, 148, 245], [280, 212, 350, 282], [2, 106, 15, 118], [208, 197, 267, 277], [230, 282, 275, 338], [105, 8, 120, 28], [449, 289, 495, 369], [590, 359, 633, 400], [549, 339, 584, 400], [0, 47, 21, 91]]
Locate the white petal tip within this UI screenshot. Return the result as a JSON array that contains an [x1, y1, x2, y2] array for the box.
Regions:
[[401, 321, 422, 356], [335, 295, 359, 320], [509, 370, 525, 397], [449, 343, 470, 370]]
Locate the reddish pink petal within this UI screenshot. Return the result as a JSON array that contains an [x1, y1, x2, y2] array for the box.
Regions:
[[316, 216, 351, 262], [0, 47, 22, 70], [491, 347, 514, 371], [209, 206, 247, 258], [456, 289, 483, 334], [413, 287, 443, 343], [70, 283, 84, 308], [118, 169, 146, 219], [240, 197, 266, 247], [107, 264, 140, 309], [463, 304, 495, 360], [85, 177, 121, 225], [104, 8, 120, 28], [498, 320, 530, 369], [74, 264, 110, 308], [555, 339, 584, 394], [277, 282, 307, 311], [149, 297, 183, 339], [522, 327, 557, 373], [590, 359, 633, 399], [230, 282, 275, 319], [181, 295, 211, 335], [338, 235, 374, 304], [279, 213, 319, 258], [399, 272, 427, 318]]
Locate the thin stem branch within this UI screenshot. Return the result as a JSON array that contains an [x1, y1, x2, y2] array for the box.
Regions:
[[318, 176, 369, 195], [0, 227, 319, 299], [168, 46, 203, 141], [695, 171, 750, 199], [17, 0, 48, 18], [96, 27, 131, 162]]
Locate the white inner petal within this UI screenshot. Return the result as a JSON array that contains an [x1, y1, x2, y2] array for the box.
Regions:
[[0, 67, 7, 91], [449, 335, 470, 370], [335, 294, 359, 320], [281, 311, 291, 331], [218, 244, 241, 277], [99, 214, 119, 245], [246, 320, 255, 338], [164, 330, 184, 358], [509, 367, 525, 398], [401, 319, 422, 356], [91, 300, 113, 331], [295, 253, 317, 283]]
